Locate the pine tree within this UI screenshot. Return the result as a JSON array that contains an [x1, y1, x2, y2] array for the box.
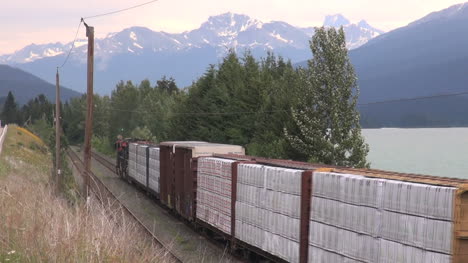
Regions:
[[108, 81, 140, 139], [285, 27, 369, 168], [248, 53, 303, 159], [156, 76, 178, 95], [1, 91, 20, 124]]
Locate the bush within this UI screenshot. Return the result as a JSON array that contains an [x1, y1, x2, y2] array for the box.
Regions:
[[91, 135, 115, 157]]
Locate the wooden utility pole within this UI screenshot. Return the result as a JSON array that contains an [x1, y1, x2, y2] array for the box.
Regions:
[[83, 19, 94, 197], [55, 68, 61, 190]]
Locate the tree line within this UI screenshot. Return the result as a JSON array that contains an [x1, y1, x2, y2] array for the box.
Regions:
[[1, 27, 369, 168], [0, 92, 54, 126]]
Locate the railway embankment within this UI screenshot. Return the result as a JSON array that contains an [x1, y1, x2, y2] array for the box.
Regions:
[[0, 125, 7, 155], [69, 146, 237, 262], [0, 125, 170, 262]]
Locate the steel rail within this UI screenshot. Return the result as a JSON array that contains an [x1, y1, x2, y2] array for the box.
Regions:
[[67, 148, 183, 263], [90, 150, 248, 263]]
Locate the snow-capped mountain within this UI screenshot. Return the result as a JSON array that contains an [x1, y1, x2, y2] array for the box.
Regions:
[[323, 14, 351, 27], [0, 13, 383, 93], [0, 42, 68, 64], [1, 13, 383, 65], [320, 14, 384, 49]]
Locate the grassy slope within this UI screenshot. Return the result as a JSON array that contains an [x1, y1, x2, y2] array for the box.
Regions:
[[0, 125, 168, 262]]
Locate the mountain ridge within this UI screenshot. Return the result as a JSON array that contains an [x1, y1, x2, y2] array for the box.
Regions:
[[0, 64, 81, 105], [1, 12, 382, 67], [349, 2, 468, 127], [1, 12, 383, 94]]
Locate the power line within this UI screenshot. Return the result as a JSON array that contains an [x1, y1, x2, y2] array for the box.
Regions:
[[83, 0, 159, 20], [106, 107, 288, 115], [57, 0, 159, 68], [357, 91, 468, 106], [85, 89, 468, 116], [58, 20, 83, 69]]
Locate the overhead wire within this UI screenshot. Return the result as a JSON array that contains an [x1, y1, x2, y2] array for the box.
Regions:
[[57, 20, 83, 69], [82, 89, 468, 117], [357, 91, 468, 106], [83, 0, 159, 20], [106, 107, 288, 116], [57, 0, 159, 69], [55, 0, 468, 116]]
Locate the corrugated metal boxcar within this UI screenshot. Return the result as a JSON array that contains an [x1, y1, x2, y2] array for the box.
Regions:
[[331, 168, 468, 263], [124, 145, 468, 263], [135, 144, 149, 187], [197, 157, 237, 234], [127, 142, 157, 191], [211, 154, 468, 263], [128, 143, 138, 182], [198, 155, 320, 263], [148, 146, 160, 196], [159, 141, 244, 220]]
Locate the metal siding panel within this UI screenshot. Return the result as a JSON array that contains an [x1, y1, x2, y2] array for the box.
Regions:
[[174, 148, 185, 216], [235, 163, 303, 263], [300, 171, 313, 263], [159, 146, 171, 207], [148, 147, 160, 195], [168, 148, 175, 208], [196, 157, 238, 232], [186, 156, 197, 220]]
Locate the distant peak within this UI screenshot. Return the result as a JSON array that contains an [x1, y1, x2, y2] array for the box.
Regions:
[[357, 19, 384, 33], [455, 2, 468, 11], [323, 14, 350, 27], [202, 12, 261, 32], [207, 12, 252, 23], [223, 12, 248, 18], [409, 2, 468, 27], [121, 26, 154, 33], [358, 20, 370, 28]]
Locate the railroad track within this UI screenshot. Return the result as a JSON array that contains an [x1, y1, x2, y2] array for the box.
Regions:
[[67, 148, 183, 263], [90, 150, 244, 263], [90, 151, 116, 173]]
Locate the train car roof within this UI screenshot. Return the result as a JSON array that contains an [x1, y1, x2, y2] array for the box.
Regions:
[[159, 141, 245, 157]]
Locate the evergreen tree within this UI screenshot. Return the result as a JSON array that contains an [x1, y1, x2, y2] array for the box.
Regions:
[[92, 94, 111, 138], [21, 94, 53, 125], [108, 81, 140, 139], [156, 76, 179, 95], [176, 65, 229, 142], [140, 77, 179, 142], [216, 51, 250, 145], [62, 96, 86, 144], [1, 91, 20, 124], [248, 53, 303, 159], [286, 27, 369, 168]]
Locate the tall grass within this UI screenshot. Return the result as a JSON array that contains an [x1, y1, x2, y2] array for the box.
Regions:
[[0, 126, 171, 262]]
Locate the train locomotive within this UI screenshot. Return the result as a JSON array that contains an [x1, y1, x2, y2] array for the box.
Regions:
[[114, 139, 468, 263]]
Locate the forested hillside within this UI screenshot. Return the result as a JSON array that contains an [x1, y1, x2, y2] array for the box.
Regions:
[[0, 65, 81, 105], [296, 3, 468, 127], [63, 27, 369, 167], [0, 97, 5, 108], [0, 91, 54, 126], [5, 13, 383, 93], [63, 55, 306, 160]]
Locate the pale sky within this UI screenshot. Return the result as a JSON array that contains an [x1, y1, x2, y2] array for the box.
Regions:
[[1, 0, 465, 55]]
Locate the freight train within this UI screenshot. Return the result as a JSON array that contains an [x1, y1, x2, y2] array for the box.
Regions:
[[116, 140, 468, 263]]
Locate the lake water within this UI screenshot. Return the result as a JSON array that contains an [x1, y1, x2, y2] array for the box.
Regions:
[[362, 128, 468, 179]]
